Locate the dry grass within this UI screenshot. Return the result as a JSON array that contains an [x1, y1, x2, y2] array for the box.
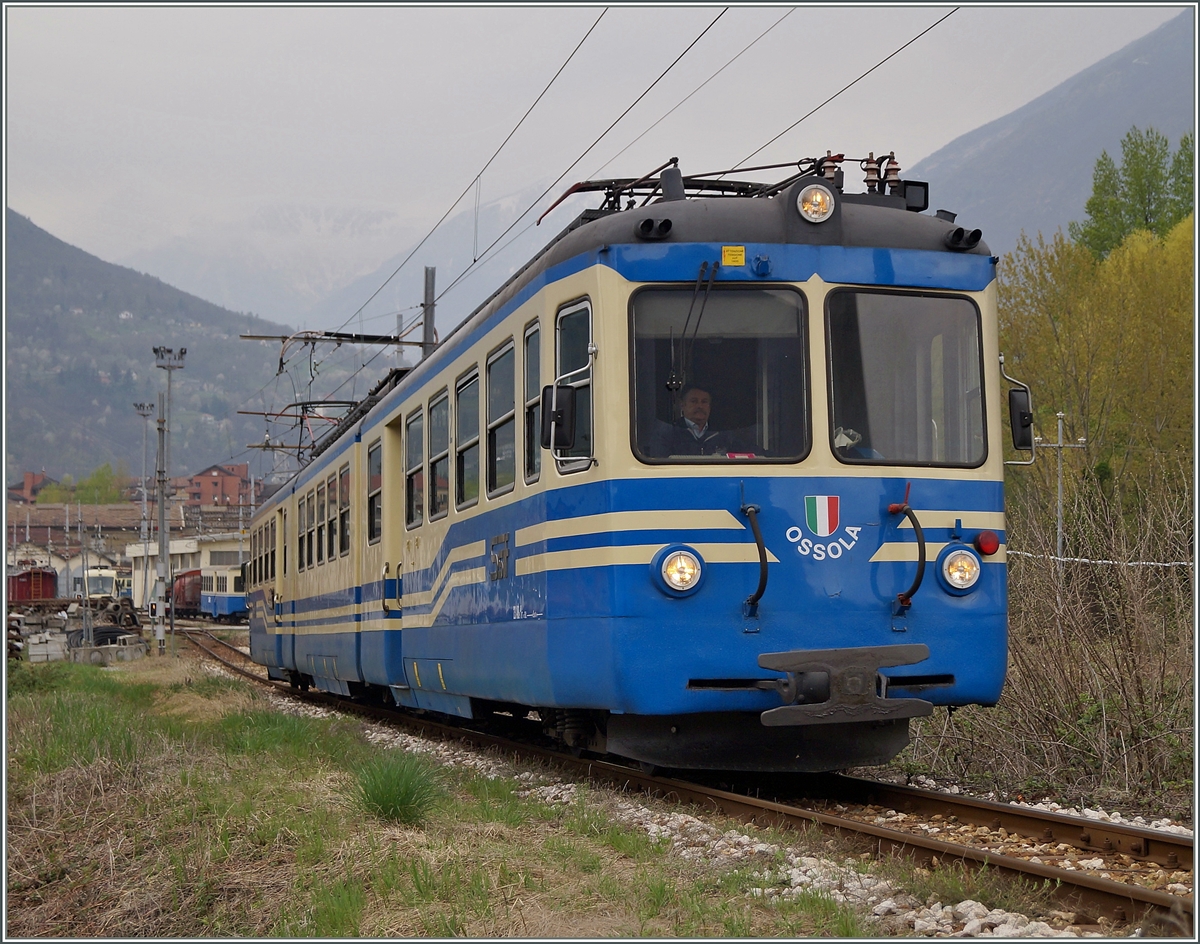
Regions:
[[895, 474, 1194, 818], [6, 655, 870, 938]]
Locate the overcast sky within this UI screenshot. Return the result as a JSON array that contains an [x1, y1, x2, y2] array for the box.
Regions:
[[5, 3, 1190, 317]]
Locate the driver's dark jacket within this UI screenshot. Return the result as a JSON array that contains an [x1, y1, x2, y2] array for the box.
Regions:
[[645, 420, 749, 457]]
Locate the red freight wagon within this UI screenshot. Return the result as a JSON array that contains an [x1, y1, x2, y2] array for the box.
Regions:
[[7, 567, 59, 602]]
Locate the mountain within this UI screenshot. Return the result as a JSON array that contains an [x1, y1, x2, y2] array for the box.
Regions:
[[117, 203, 412, 325], [3, 209, 383, 485], [909, 11, 1194, 256], [297, 181, 594, 336]]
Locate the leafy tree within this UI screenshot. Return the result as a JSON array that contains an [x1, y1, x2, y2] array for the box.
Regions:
[[34, 464, 129, 505], [1069, 127, 1194, 258], [35, 475, 74, 504], [1000, 215, 1193, 495]]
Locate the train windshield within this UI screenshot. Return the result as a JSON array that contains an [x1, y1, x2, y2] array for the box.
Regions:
[[631, 287, 808, 462], [827, 290, 985, 467], [87, 574, 116, 596]]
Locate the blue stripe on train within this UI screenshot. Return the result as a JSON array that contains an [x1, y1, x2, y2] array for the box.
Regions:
[[251, 474, 1005, 711]]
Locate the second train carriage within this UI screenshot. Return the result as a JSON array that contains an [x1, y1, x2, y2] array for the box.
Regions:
[[200, 563, 247, 621], [249, 156, 1021, 771]]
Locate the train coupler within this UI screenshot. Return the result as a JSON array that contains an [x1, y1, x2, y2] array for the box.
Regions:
[[757, 643, 934, 726]]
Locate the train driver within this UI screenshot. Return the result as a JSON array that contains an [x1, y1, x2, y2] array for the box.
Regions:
[[644, 384, 755, 458]]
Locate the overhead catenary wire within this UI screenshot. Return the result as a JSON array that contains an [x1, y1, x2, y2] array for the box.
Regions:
[[593, 7, 796, 176], [434, 7, 729, 305], [437, 7, 792, 306], [331, 7, 609, 335], [730, 7, 959, 171]]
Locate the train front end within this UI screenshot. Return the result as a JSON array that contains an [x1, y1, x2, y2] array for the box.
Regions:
[[529, 170, 1009, 771]]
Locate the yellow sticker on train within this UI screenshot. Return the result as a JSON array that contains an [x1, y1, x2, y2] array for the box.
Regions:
[[722, 245, 746, 267]]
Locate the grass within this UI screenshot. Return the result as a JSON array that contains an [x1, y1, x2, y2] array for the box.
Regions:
[[2, 655, 1056, 937], [886, 475, 1194, 820], [354, 752, 446, 825]]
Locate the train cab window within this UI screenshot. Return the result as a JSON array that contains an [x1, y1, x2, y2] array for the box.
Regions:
[[306, 491, 316, 568], [631, 287, 808, 463], [269, 518, 276, 579], [338, 464, 351, 554], [297, 496, 305, 572], [316, 485, 326, 564], [368, 440, 384, 541], [487, 343, 516, 496], [827, 290, 985, 467], [251, 530, 258, 584], [405, 411, 424, 528], [234, 572, 244, 593], [555, 301, 593, 466], [524, 324, 541, 483], [456, 373, 480, 508], [282, 510, 287, 576], [428, 396, 450, 519], [326, 474, 337, 559]]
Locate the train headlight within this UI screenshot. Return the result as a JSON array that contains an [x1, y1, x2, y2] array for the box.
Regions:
[[797, 183, 835, 223], [651, 545, 705, 596], [938, 546, 982, 594]]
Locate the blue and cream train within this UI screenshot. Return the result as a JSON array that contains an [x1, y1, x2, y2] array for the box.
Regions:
[[248, 155, 1025, 771]]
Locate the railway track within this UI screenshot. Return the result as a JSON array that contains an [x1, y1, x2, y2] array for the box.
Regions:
[[179, 637, 1192, 934]]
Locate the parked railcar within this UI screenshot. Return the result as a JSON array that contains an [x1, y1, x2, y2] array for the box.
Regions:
[[248, 154, 1028, 771], [7, 566, 59, 602], [69, 565, 118, 600], [172, 569, 202, 618], [200, 564, 247, 621]]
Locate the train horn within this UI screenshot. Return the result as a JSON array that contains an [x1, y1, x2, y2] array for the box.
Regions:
[[944, 226, 982, 251]]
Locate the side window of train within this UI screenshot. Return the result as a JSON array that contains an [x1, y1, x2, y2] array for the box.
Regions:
[[270, 517, 276, 580], [306, 491, 316, 569], [428, 394, 450, 519], [487, 342, 516, 496], [316, 484, 326, 564], [456, 372, 480, 508], [554, 300, 593, 467], [281, 509, 287, 577], [524, 324, 541, 483], [368, 440, 383, 541], [338, 464, 351, 554], [326, 474, 337, 559], [251, 529, 258, 584], [295, 499, 304, 573], [405, 410, 424, 528]]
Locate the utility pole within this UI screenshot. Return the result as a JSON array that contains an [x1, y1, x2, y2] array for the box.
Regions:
[[155, 394, 169, 656], [78, 501, 92, 647], [135, 402, 154, 608], [153, 345, 186, 502], [1033, 412, 1089, 563], [1034, 411, 1087, 618], [422, 267, 436, 361]]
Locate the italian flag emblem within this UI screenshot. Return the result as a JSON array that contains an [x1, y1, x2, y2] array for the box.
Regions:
[[805, 495, 840, 537]]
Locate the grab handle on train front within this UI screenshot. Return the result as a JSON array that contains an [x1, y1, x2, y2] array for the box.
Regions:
[[381, 562, 391, 615], [888, 483, 926, 610], [741, 503, 768, 619]]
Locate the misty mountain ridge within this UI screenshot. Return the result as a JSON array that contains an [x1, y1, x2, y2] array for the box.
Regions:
[[908, 11, 1193, 255], [118, 202, 416, 323], [301, 179, 597, 337], [4, 208, 368, 486]]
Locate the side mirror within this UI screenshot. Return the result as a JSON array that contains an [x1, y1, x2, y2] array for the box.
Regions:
[[1008, 388, 1033, 450], [540, 385, 577, 449]]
